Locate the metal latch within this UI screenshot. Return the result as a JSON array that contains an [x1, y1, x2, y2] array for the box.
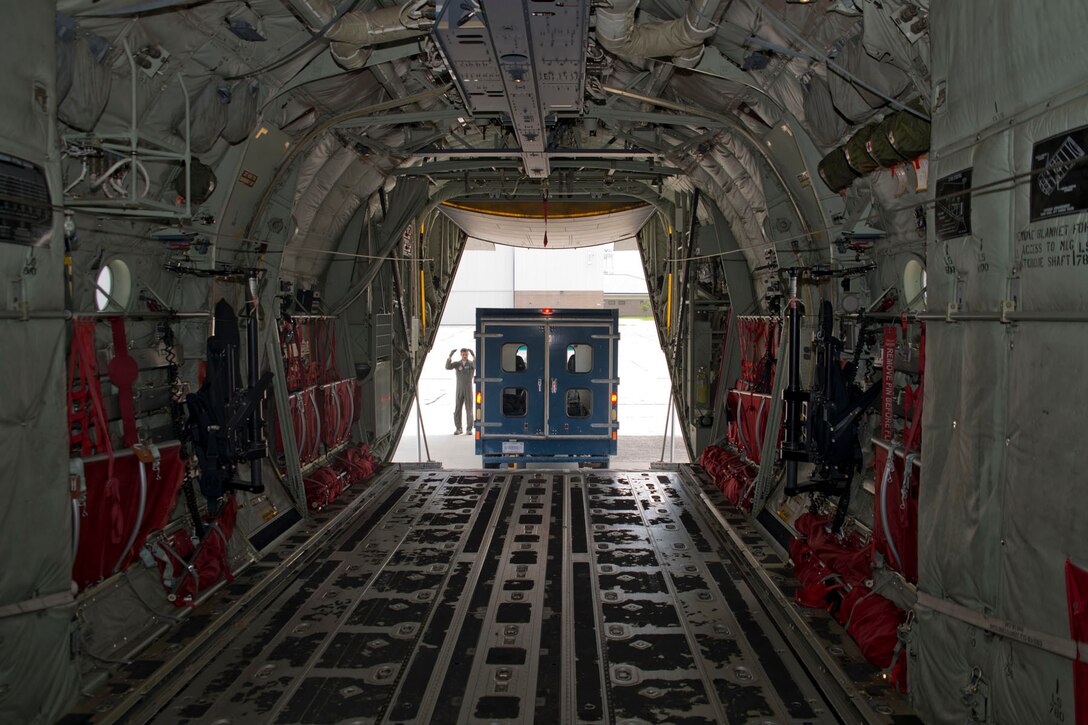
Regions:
[[999, 298, 1016, 324]]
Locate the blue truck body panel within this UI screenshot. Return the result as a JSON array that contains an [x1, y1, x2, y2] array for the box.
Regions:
[[474, 308, 619, 465]]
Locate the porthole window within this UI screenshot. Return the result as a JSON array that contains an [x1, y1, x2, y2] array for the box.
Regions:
[[565, 343, 593, 373], [94, 259, 132, 312], [502, 343, 528, 372], [94, 266, 112, 311], [903, 258, 927, 311]]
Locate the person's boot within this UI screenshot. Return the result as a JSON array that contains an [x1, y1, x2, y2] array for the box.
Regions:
[[454, 428, 462, 435]]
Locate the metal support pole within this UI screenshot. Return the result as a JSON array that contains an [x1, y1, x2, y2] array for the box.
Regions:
[[416, 390, 432, 463], [246, 276, 265, 495], [670, 399, 676, 462], [416, 389, 422, 462], [267, 318, 306, 510], [659, 390, 674, 463], [782, 269, 804, 495]]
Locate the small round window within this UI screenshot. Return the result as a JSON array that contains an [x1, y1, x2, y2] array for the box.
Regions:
[[94, 259, 132, 312], [903, 258, 927, 311], [94, 266, 112, 311]]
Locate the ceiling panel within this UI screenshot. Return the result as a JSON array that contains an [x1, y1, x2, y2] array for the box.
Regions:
[[439, 202, 655, 248]]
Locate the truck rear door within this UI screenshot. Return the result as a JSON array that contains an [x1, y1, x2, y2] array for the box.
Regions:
[[547, 321, 616, 438], [479, 322, 546, 437]]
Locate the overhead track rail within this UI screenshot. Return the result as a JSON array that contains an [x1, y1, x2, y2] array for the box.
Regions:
[[395, 158, 680, 176]]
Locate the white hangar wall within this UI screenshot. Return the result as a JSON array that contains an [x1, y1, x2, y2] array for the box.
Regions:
[[441, 242, 647, 325]]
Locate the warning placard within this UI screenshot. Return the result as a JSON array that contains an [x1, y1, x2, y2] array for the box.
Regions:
[[1030, 125, 1088, 221], [935, 168, 972, 240]]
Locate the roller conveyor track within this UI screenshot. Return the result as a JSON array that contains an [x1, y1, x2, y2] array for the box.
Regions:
[[123, 469, 895, 724]]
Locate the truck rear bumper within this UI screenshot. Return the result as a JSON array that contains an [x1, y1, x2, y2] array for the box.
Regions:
[[477, 437, 617, 465]]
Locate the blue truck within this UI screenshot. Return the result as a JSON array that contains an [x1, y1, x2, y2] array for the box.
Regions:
[[474, 308, 619, 468]]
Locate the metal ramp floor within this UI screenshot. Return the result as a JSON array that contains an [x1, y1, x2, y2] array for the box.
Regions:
[[91, 469, 914, 723]]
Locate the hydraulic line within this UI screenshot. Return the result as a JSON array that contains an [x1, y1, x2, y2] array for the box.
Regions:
[[878, 449, 904, 571], [113, 459, 148, 574]]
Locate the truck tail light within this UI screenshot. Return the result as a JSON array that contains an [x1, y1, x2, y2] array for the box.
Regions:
[[476, 391, 482, 404], [612, 431, 617, 440], [611, 392, 617, 404], [475, 430, 481, 440]]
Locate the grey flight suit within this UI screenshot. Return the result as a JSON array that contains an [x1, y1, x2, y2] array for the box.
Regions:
[[446, 356, 475, 431]]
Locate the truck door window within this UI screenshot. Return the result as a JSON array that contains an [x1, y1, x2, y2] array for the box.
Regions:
[[502, 343, 528, 372], [566, 388, 592, 417], [565, 344, 593, 373], [502, 387, 527, 417]]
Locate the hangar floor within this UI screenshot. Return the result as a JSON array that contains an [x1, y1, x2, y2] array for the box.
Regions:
[[68, 468, 917, 724]]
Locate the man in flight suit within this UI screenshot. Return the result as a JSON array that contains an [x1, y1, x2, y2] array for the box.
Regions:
[[445, 348, 475, 434]]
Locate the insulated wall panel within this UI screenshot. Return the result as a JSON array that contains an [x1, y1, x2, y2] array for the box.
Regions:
[[917, 323, 1007, 612], [0, 3, 79, 723], [996, 321, 1088, 724], [918, 3, 1088, 722], [909, 605, 999, 724], [1002, 322, 1088, 632], [930, 1, 1088, 152], [958, 133, 1015, 310]]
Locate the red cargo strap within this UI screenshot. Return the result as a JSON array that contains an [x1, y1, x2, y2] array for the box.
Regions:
[[108, 317, 139, 447], [836, 585, 907, 671], [321, 383, 341, 448], [281, 319, 304, 392], [881, 326, 896, 440], [1067, 559, 1088, 725], [159, 496, 238, 606], [68, 319, 113, 463], [903, 324, 925, 451], [72, 443, 185, 590]]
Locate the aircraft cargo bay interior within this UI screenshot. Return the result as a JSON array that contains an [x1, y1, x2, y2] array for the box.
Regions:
[[1, 1, 1087, 724]]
